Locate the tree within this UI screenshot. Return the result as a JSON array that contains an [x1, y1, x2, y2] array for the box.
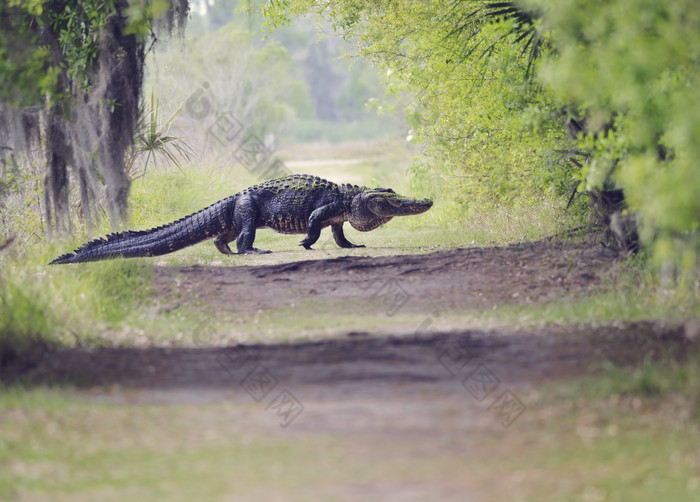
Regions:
[[0, 0, 189, 234]]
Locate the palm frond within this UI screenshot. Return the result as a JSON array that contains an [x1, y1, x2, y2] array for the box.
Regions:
[[126, 92, 193, 180]]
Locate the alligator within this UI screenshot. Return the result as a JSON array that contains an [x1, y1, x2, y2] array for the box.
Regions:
[[50, 174, 433, 264]]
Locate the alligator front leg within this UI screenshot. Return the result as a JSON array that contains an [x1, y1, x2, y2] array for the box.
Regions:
[[300, 203, 343, 250], [234, 195, 271, 254], [332, 223, 365, 248]]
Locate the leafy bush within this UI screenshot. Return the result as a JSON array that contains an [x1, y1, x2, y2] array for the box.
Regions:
[[537, 0, 700, 271]]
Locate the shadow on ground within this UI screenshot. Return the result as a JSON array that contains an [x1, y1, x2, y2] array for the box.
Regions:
[[2, 323, 689, 396]]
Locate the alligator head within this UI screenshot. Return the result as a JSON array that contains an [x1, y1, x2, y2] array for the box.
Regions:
[[349, 188, 433, 231]]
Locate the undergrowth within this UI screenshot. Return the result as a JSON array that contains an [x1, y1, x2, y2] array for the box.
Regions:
[[0, 163, 257, 365], [0, 250, 152, 366]]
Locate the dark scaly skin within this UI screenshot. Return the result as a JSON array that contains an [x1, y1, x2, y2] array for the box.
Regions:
[[49, 174, 433, 264]]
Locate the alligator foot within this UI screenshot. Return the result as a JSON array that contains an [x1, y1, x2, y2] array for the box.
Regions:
[[331, 223, 365, 249], [238, 248, 272, 254]]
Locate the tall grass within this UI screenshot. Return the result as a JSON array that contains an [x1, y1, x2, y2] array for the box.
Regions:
[[129, 164, 246, 229], [0, 249, 152, 365], [0, 273, 54, 366]]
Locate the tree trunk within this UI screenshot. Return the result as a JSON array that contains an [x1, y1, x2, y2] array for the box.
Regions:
[[44, 115, 72, 236]]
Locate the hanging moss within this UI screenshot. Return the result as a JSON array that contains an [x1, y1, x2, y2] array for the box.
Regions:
[[0, 0, 190, 235]]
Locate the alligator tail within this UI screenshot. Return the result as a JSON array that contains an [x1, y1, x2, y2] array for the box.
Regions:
[[50, 195, 236, 264]]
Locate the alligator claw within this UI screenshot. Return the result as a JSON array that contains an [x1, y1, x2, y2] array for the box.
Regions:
[[239, 248, 271, 254]]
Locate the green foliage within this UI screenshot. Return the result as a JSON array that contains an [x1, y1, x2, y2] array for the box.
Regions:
[[0, 2, 55, 106], [264, 1, 573, 210], [265, 0, 700, 271], [0, 1, 183, 102], [7, 0, 46, 16], [48, 0, 118, 88], [537, 0, 700, 270], [0, 1, 125, 103], [124, 0, 171, 39]]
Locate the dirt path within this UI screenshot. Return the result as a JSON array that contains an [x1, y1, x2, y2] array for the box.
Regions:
[[10, 238, 689, 416], [150, 238, 620, 318]]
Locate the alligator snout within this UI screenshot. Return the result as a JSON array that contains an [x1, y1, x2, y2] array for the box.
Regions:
[[390, 197, 433, 213], [391, 196, 431, 205]]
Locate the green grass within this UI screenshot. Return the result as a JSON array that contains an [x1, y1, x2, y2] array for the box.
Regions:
[[0, 250, 154, 361], [479, 259, 700, 329], [513, 426, 700, 502], [2, 364, 700, 502]]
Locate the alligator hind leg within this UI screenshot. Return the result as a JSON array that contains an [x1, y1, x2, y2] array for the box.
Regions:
[[234, 195, 271, 254], [214, 227, 240, 255], [237, 228, 271, 254]]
